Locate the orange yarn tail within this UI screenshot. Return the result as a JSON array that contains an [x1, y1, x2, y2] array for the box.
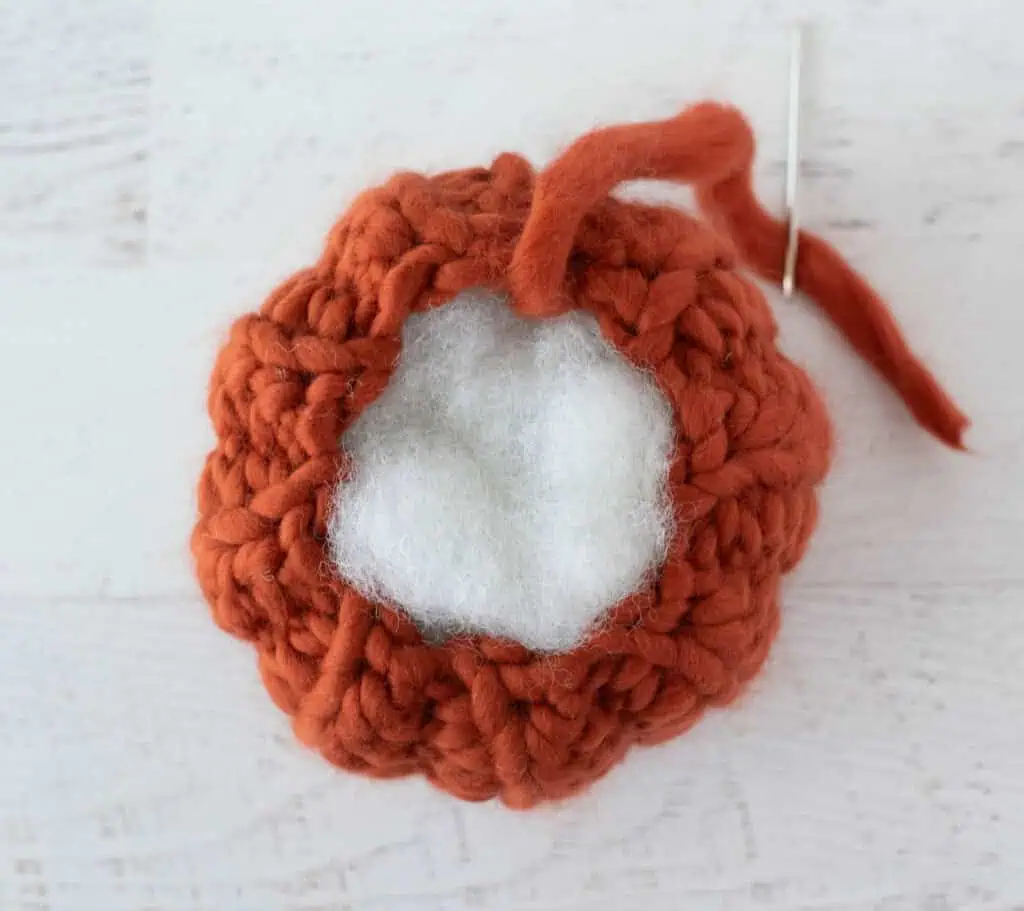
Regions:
[[509, 103, 967, 449]]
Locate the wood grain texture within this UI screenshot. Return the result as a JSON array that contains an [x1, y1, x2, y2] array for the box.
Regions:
[[2, 1, 1023, 909], [0, 0, 149, 267]]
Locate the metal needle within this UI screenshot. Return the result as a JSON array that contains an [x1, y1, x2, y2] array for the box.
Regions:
[[782, 25, 803, 299]]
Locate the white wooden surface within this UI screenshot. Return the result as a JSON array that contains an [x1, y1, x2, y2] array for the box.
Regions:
[[2, 2, 1023, 909]]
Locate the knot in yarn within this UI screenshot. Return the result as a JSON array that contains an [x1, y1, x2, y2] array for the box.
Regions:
[[192, 103, 965, 808]]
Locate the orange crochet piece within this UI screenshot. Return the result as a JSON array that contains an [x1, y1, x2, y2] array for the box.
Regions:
[[192, 103, 966, 808]]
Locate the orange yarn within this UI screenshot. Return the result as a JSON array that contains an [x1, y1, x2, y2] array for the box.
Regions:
[[192, 103, 966, 808]]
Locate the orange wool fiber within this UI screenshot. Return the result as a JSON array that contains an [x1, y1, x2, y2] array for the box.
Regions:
[[192, 103, 966, 808]]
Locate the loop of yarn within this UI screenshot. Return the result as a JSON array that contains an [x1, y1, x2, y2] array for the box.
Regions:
[[192, 102, 965, 807]]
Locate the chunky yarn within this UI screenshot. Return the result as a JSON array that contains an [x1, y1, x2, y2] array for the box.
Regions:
[[192, 103, 966, 807]]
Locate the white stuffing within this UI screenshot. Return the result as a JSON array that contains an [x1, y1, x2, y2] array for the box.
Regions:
[[328, 289, 674, 652]]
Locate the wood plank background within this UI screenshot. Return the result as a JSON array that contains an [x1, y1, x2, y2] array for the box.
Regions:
[[2, 1, 1022, 909]]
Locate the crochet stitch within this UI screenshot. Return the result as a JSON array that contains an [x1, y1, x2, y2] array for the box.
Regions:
[[192, 103, 965, 807]]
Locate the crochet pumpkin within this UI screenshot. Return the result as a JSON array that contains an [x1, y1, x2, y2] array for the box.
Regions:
[[192, 103, 965, 807]]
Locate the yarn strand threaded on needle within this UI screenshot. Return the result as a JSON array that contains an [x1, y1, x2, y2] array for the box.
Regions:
[[510, 103, 967, 448]]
